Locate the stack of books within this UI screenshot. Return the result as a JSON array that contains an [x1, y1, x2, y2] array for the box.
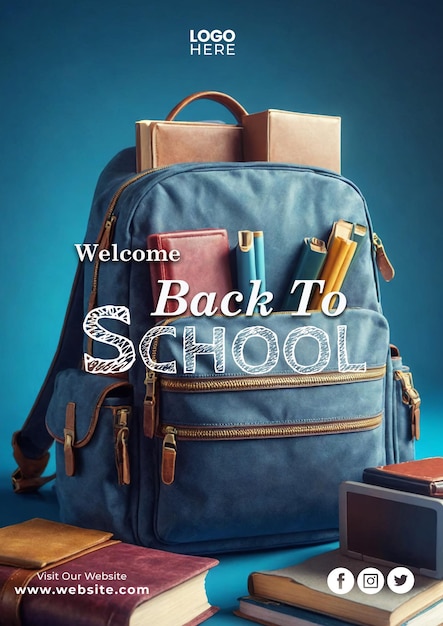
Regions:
[[148, 220, 366, 317], [282, 218, 367, 312], [235, 458, 443, 626], [237, 550, 443, 626], [0, 518, 218, 626]]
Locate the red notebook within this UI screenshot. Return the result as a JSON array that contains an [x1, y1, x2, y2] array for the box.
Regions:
[[148, 228, 233, 315]]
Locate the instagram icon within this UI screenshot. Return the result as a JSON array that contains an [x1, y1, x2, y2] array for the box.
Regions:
[[357, 568, 384, 594]]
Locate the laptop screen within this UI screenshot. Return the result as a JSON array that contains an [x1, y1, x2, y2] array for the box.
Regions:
[[346, 491, 437, 570]]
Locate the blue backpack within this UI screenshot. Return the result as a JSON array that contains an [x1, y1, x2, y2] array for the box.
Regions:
[[12, 92, 419, 555]]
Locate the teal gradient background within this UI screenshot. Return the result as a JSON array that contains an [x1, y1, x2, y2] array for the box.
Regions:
[[1, 1, 442, 623]]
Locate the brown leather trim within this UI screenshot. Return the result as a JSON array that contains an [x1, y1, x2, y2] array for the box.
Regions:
[[0, 540, 120, 626], [161, 445, 176, 485], [11, 432, 55, 494], [64, 402, 76, 476]]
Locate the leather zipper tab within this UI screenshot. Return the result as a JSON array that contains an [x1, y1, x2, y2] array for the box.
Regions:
[[64, 402, 76, 477], [161, 427, 177, 485], [373, 233, 395, 282]]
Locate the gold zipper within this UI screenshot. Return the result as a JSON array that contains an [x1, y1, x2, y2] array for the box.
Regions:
[[143, 370, 158, 438], [159, 365, 386, 393], [162, 414, 382, 440], [160, 413, 383, 484], [88, 166, 170, 315], [101, 169, 158, 230], [144, 365, 385, 440]]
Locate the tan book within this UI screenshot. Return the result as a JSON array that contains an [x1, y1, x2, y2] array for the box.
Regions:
[[0, 518, 112, 569], [248, 549, 443, 626], [327, 219, 354, 244], [242, 108, 341, 174]]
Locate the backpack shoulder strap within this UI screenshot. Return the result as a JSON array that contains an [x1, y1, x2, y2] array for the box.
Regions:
[[12, 262, 85, 493]]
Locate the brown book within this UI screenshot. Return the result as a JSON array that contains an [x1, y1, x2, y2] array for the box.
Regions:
[[136, 120, 243, 172], [248, 549, 443, 626], [0, 518, 218, 626], [363, 457, 443, 497], [148, 228, 233, 316]]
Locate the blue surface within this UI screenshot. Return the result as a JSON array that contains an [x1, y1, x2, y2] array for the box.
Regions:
[[1, 1, 442, 623], [0, 407, 440, 624]]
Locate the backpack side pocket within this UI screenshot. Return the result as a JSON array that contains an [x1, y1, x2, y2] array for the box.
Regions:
[[387, 345, 419, 463], [46, 369, 133, 538]]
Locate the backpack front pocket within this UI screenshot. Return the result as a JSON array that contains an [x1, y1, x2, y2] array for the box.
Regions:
[[143, 309, 390, 550]]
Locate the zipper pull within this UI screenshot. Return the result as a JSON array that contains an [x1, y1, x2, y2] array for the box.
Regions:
[[373, 233, 395, 282], [99, 215, 117, 252], [115, 407, 131, 485], [394, 370, 421, 440], [143, 370, 157, 438], [162, 427, 177, 485]]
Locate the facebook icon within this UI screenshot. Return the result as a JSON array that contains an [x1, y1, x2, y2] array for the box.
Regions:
[[327, 567, 354, 594], [337, 571, 346, 589]]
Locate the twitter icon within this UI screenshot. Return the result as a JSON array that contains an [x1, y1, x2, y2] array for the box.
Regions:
[[388, 567, 415, 594]]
